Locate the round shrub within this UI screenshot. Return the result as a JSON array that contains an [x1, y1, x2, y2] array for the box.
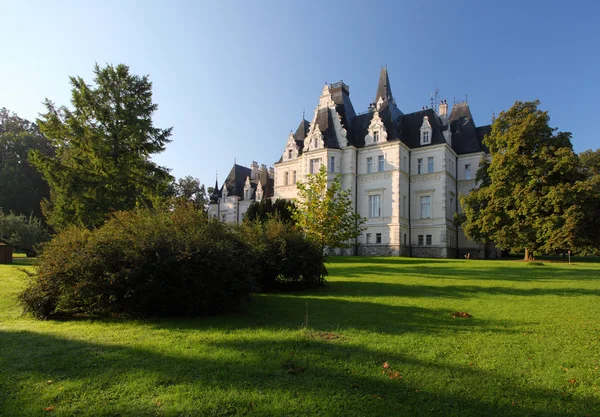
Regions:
[[20, 205, 255, 319], [238, 218, 326, 291]]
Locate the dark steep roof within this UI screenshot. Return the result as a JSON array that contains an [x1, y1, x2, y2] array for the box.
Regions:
[[314, 108, 340, 149], [222, 164, 251, 198], [476, 125, 491, 153], [375, 67, 394, 103], [293, 119, 310, 142], [449, 103, 487, 154], [209, 178, 220, 202], [397, 109, 447, 148], [349, 102, 403, 148], [220, 163, 274, 201]]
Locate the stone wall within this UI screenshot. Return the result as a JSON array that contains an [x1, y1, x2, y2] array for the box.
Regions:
[[357, 244, 401, 257], [411, 246, 448, 258]]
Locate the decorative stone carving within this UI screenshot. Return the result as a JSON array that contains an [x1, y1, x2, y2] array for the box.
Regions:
[[420, 116, 432, 145], [365, 110, 387, 145], [330, 107, 347, 148], [282, 132, 299, 161], [256, 181, 263, 202], [243, 176, 252, 201], [304, 123, 323, 151]]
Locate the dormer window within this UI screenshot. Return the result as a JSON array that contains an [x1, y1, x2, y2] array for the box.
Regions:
[[365, 111, 387, 145], [288, 149, 292, 159], [420, 116, 432, 145]]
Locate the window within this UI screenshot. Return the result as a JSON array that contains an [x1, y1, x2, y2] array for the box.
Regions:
[[284, 172, 289, 185], [423, 131, 430, 143], [465, 164, 472, 180], [369, 194, 381, 218], [330, 156, 335, 173], [292, 171, 297, 184], [313, 137, 317, 149], [310, 158, 321, 174], [417, 158, 423, 174], [367, 157, 373, 173], [378, 155, 385, 172], [403, 196, 407, 217], [418, 235, 424, 245], [221, 214, 226, 222], [420, 196, 431, 219], [373, 131, 380, 143], [404, 234, 407, 245], [428, 156, 434, 173], [366, 233, 372, 244], [288, 149, 292, 159], [426, 235, 432, 245], [376, 233, 382, 244], [403, 156, 407, 171], [420, 116, 432, 145]]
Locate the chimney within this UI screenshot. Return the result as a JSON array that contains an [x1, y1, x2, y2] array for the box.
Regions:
[[260, 163, 267, 172], [268, 167, 274, 178], [251, 161, 259, 180], [439, 99, 449, 126]]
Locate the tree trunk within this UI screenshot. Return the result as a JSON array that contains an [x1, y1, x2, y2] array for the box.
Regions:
[[524, 248, 533, 260]]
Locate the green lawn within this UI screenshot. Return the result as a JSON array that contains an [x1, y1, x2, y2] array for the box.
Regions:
[[1, 256, 599, 416]]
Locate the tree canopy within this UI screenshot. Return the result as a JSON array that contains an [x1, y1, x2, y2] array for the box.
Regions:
[[170, 176, 209, 211], [0, 108, 53, 219], [460, 100, 586, 259], [244, 198, 296, 224], [31, 63, 173, 229], [291, 165, 365, 257]]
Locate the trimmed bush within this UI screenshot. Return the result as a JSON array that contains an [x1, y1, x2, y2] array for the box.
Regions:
[[238, 218, 326, 291], [20, 205, 255, 319]]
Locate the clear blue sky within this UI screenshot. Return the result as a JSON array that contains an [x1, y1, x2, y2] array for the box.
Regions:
[[2, 0, 598, 187]]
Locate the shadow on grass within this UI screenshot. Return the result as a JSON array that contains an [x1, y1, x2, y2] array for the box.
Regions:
[[147, 294, 520, 338], [330, 261, 600, 282], [0, 329, 595, 417], [11, 256, 36, 267], [320, 280, 600, 299]]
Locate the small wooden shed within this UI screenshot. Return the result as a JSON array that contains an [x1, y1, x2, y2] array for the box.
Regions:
[[0, 242, 13, 264]]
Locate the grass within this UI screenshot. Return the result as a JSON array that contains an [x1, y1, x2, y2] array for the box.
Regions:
[[1, 256, 599, 416]]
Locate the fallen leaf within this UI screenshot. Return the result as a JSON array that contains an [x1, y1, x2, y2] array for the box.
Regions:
[[44, 406, 55, 411], [382, 362, 389, 369]]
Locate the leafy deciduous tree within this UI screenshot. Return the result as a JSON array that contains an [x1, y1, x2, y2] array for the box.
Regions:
[[461, 100, 582, 259], [0, 108, 53, 220], [171, 176, 209, 211], [0, 212, 49, 257], [30, 63, 173, 230], [575, 149, 600, 254], [291, 165, 365, 263]]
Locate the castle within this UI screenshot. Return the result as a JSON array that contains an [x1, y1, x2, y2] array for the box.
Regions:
[[210, 68, 499, 258]]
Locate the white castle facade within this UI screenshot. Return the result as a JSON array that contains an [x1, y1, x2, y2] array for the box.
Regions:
[[210, 69, 499, 258], [272, 68, 499, 258]]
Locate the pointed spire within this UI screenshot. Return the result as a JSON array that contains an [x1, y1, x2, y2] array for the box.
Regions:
[[210, 175, 220, 202], [375, 67, 394, 104]]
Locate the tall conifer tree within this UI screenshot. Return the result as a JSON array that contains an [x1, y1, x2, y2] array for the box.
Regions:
[[31, 64, 173, 229]]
